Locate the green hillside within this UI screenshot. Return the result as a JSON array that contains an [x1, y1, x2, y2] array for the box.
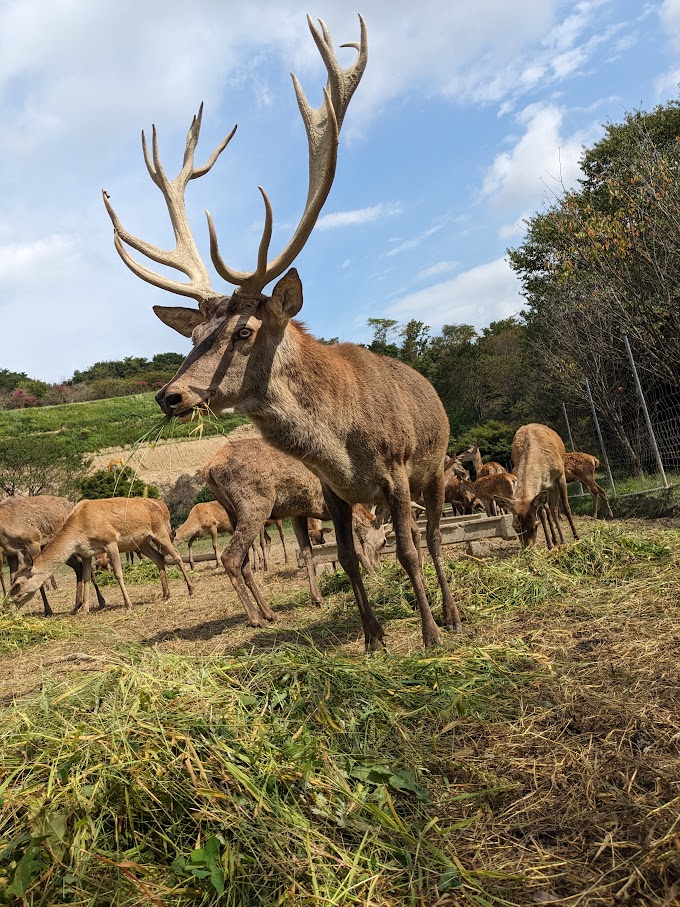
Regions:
[[0, 393, 247, 454]]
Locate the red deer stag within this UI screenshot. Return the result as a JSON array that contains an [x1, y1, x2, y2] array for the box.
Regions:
[[0, 495, 106, 616], [564, 452, 613, 519], [502, 424, 579, 549], [103, 15, 460, 648], [11, 498, 193, 613]]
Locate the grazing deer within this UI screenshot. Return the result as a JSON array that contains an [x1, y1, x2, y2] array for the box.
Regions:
[[174, 500, 234, 569], [11, 498, 193, 613], [501, 424, 579, 548], [564, 452, 613, 519], [104, 15, 460, 648], [460, 473, 517, 518], [457, 446, 505, 480], [0, 495, 106, 615]]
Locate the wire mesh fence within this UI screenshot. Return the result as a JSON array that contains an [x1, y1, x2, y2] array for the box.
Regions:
[[561, 335, 679, 500]]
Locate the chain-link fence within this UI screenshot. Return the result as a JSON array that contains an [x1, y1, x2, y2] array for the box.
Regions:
[[561, 335, 679, 500]]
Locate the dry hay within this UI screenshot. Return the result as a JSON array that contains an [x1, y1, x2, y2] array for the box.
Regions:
[[88, 421, 262, 490], [0, 519, 678, 904]]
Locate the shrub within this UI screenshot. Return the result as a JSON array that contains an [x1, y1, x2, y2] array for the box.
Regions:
[[79, 468, 160, 501]]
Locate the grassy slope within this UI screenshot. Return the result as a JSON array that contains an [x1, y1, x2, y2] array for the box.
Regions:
[[0, 393, 247, 454], [0, 522, 677, 905]]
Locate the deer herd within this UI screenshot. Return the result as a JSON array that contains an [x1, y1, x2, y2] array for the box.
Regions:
[[1, 16, 614, 649]]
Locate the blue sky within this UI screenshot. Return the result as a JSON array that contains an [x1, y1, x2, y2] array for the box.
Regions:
[[1, 0, 679, 382]]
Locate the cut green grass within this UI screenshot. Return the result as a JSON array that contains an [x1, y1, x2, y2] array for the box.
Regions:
[[0, 642, 537, 905]]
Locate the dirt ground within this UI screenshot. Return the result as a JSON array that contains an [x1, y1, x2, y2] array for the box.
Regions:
[[1, 525, 524, 704], [1, 515, 677, 709]]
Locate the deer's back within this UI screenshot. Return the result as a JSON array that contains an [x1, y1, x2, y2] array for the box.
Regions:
[[68, 497, 165, 546], [512, 424, 566, 505], [204, 439, 326, 519], [0, 495, 73, 550]]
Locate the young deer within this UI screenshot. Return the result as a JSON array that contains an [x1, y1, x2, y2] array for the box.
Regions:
[[460, 472, 517, 518], [457, 446, 506, 480], [202, 438, 330, 626], [504, 424, 579, 548], [0, 495, 106, 615], [174, 500, 234, 570], [564, 452, 613, 519], [11, 498, 194, 613], [103, 15, 460, 648]]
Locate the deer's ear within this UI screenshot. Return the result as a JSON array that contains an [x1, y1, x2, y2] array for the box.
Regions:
[[267, 268, 303, 327], [153, 305, 205, 338], [495, 496, 516, 512], [535, 490, 549, 506]]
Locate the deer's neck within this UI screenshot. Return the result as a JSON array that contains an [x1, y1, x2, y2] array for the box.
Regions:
[[31, 531, 77, 581], [242, 322, 360, 494]]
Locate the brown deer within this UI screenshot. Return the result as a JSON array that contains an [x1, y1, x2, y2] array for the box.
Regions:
[[174, 500, 234, 569], [202, 439, 330, 625], [103, 15, 460, 648], [457, 446, 506, 480], [501, 424, 579, 548], [460, 472, 517, 518], [0, 495, 106, 615], [11, 498, 194, 613], [564, 452, 613, 519], [202, 439, 386, 626]]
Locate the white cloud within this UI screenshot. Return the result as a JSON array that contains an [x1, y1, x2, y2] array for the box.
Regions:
[[481, 103, 599, 235], [317, 202, 401, 230], [656, 0, 680, 95], [385, 223, 447, 258], [388, 257, 523, 329], [415, 261, 457, 282]]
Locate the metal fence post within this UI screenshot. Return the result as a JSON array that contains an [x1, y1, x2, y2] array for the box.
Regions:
[[562, 403, 576, 451], [562, 402, 587, 496], [623, 335, 670, 489], [584, 378, 617, 497]]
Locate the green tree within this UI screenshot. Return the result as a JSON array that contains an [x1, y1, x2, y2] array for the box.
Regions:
[[367, 318, 400, 358], [79, 468, 160, 501], [508, 100, 680, 464], [0, 438, 88, 497]]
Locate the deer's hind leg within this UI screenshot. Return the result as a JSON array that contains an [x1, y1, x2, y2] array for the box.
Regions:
[[422, 474, 462, 633], [291, 516, 324, 606], [388, 471, 443, 647], [323, 486, 384, 652], [221, 517, 276, 627], [152, 533, 194, 597], [138, 542, 171, 600]]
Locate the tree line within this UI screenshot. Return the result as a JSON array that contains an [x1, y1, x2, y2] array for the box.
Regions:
[[2, 97, 677, 475], [0, 353, 185, 410]]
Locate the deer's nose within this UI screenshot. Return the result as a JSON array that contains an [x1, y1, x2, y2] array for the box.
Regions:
[[156, 387, 184, 414]]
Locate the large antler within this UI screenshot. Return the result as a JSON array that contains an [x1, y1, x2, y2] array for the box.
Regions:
[[103, 104, 235, 311], [208, 14, 368, 295]]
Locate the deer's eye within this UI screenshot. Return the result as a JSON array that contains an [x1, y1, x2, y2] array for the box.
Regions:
[[235, 327, 253, 341]]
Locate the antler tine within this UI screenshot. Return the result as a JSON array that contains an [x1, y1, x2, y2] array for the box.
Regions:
[[209, 14, 367, 294], [103, 105, 237, 309]]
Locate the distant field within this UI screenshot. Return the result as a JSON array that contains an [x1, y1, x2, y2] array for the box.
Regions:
[[0, 393, 248, 454]]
